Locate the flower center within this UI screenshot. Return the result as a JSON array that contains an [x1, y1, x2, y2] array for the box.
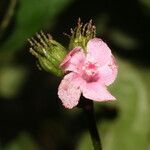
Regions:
[[82, 61, 99, 82]]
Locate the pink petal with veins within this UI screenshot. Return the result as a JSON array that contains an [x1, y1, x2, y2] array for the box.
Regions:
[[60, 47, 85, 73], [58, 73, 82, 109], [87, 38, 112, 66], [81, 81, 116, 101], [98, 56, 118, 86]]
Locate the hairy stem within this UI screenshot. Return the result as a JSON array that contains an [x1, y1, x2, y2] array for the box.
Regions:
[[82, 100, 102, 150]]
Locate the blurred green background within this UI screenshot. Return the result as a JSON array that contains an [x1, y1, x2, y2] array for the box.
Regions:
[[0, 0, 150, 149]]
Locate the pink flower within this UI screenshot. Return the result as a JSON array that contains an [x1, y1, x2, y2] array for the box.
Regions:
[[58, 38, 118, 109]]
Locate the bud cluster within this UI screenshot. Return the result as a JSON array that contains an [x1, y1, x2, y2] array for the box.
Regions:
[[69, 19, 96, 51], [28, 20, 96, 76], [28, 31, 66, 76]]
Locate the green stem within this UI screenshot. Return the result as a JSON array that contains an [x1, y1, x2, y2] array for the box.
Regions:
[[83, 100, 102, 150]]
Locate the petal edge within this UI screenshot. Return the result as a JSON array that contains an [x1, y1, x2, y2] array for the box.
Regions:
[[87, 38, 112, 66], [82, 82, 116, 102], [58, 73, 81, 109]]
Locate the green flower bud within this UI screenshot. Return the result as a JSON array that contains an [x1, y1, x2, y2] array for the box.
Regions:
[[28, 31, 67, 77], [69, 19, 96, 51]]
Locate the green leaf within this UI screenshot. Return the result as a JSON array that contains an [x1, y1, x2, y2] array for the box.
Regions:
[[0, 65, 27, 99], [0, 0, 73, 52], [109, 29, 139, 50], [3, 132, 39, 150]]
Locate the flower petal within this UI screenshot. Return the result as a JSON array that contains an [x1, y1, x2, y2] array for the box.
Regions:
[[58, 73, 82, 109], [86, 38, 112, 66], [99, 55, 118, 86], [60, 47, 85, 73], [82, 82, 116, 101]]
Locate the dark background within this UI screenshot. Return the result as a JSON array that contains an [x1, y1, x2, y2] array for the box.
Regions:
[[0, 0, 150, 149]]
